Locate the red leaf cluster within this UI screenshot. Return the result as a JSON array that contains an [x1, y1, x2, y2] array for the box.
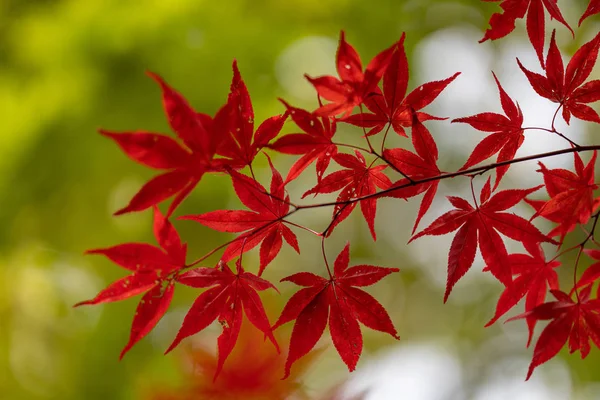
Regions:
[[81, 9, 600, 383]]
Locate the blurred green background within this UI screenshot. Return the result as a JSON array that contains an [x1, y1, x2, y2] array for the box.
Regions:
[[1, 0, 599, 399]]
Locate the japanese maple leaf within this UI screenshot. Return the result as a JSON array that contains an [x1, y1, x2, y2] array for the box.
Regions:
[[526, 152, 600, 243], [507, 288, 600, 380], [165, 260, 279, 379], [480, 0, 573, 68], [303, 151, 392, 240], [485, 242, 560, 345], [383, 116, 441, 233], [411, 182, 554, 301], [102, 72, 231, 216], [76, 207, 186, 358], [344, 34, 460, 137], [305, 31, 396, 117], [518, 30, 600, 124], [145, 320, 321, 400], [181, 159, 299, 275], [272, 243, 399, 378], [268, 101, 338, 184], [453, 73, 524, 189], [580, 0, 600, 26], [217, 61, 288, 167]]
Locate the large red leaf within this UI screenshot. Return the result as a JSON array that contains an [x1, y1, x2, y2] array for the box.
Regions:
[[181, 159, 299, 274], [273, 243, 399, 378], [518, 30, 600, 124], [343, 34, 459, 137], [412, 184, 555, 301], [480, 0, 573, 68], [166, 261, 278, 380], [453, 73, 524, 188], [508, 290, 600, 379], [77, 207, 186, 358], [305, 31, 397, 117]]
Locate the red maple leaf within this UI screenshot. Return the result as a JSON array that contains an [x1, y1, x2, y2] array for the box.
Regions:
[[485, 242, 560, 345], [383, 116, 441, 233], [453, 73, 524, 188], [344, 34, 460, 137], [411, 182, 554, 301], [526, 152, 600, 243], [518, 30, 600, 124], [166, 260, 279, 379], [102, 73, 232, 216], [580, 0, 600, 26], [305, 31, 396, 117], [268, 101, 338, 184], [507, 288, 600, 380], [303, 151, 392, 240], [480, 0, 573, 68], [181, 158, 299, 275], [217, 61, 288, 167], [272, 243, 399, 378], [144, 319, 322, 400], [76, 207, 186, 358]]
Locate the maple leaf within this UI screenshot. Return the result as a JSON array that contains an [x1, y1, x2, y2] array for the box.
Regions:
[[272, 243, 399, 378], [166, 260, 279, 379], [305, 31, 396, 117], [507, 288, 600, 380], [574, 249, 600, 293], [268, 101, 338, 184], [76, 207, 186, 358], [102, 73, 232, 216], [344, 34, 460, 137], [181, 158, 299, 275], [579, 0, 600, 26], [480, 0, 573, 67], [383, 116, 441, 233], [526, 152, 600, 243], [217, 61, 288, 167], [453, 73, 524, 188], [485, 242, 560, 345], [412, 182, 555, 301], [144, 319, 322, 400], [303, 151, 392, 240], [518, 30, 600, 124]]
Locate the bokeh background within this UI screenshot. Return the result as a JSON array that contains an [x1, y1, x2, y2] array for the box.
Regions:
[[1, 0, 600, 399]]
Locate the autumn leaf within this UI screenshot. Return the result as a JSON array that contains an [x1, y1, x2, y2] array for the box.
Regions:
[[143, 319, 322, 400], [518, 30, 600, 124], [526, 152, 600, 243], [303, 151, 392, 240], [384, 116, 441, 233], [485, 242, 560, 346], [102, 73, 232, 216], [412, 183, 554, 301], [453, 72, 524, 188], [268, 101, 338, 184], [306, 31, 396, 117], [166, 260, 279, 379], [507, 288, 600, 380], [344, 34, 460, 137], [181, 158, 299, 274], [76, 207, 186, 358], [480, 0, 573, 68], [217, 61, 288, 167], [579, 0, 600, 26], [273, 243, 399, 378]]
